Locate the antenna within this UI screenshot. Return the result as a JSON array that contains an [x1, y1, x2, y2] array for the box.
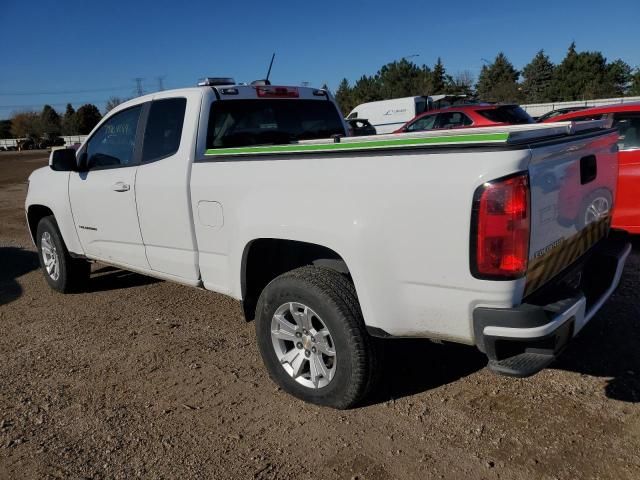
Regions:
[[265, 53, 275, 84]]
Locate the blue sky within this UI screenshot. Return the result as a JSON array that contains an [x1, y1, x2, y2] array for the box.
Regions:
[[1, 0, 639, 119]]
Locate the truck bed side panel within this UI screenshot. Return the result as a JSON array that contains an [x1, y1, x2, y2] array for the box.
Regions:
[[191, 147, 531, 343]]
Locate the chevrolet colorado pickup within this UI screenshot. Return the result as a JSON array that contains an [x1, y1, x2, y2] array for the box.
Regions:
[[25, 79, 631, 408]]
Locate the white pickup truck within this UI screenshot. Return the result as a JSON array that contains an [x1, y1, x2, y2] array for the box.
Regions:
[[26, 79, 631, 409]]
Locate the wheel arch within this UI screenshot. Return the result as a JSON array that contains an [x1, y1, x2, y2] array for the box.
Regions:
[[240, 238, 353, 322], [27, 204, 55, 244]]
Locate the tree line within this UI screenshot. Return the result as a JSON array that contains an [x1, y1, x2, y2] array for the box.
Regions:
[[0, 96, 126, 139], [335, 43, 640, 115]]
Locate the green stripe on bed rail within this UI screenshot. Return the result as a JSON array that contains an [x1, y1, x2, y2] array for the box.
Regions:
[[204, 132, 510, 156]]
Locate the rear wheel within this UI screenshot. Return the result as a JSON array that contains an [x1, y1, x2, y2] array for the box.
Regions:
[[255, 266, 378, 409], [36, 216, 90, 293]]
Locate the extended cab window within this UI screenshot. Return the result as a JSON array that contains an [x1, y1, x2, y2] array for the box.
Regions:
[[86, 106, 142, 169], [613, 114, 640, 150], [142, 98, 187, 162], [206, 100, 345, 149]]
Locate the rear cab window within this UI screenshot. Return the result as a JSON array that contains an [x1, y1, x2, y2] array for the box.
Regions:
[[477, 106, 533, 124], [206, 99, 346, 150]]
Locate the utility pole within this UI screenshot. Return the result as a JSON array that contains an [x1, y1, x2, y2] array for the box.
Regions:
[[134, 78, 144, 97]]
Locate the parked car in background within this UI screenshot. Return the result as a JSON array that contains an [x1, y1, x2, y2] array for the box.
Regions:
[[544, 103, 640, 234], [394, 104, 534, 133], [346, 95, 467, 134], [535, 106, 588, 123], [345, 118, 376, 136]]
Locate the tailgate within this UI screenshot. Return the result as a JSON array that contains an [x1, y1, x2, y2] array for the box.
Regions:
[[525, 129, 619, 296]]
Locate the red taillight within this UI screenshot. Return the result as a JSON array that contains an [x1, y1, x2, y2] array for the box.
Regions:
[[471, 173, 530, 279], [255, 86, 299, 98]]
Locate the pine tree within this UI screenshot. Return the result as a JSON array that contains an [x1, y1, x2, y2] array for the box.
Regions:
[[335, 78, 354, 116], [351, 75, 383, 106], [75, 104, 102, 135], [62, 104, 78, 135], [551, 43, 613, 100], [415, 64, 433, 96], [521, 50, 554, 103], [40, 105, 61, 137], [630, 69, 640, 96], [378, 59, 423, 99], [607, 59, 632, 96], [432, 58, 447, 94], [476, 52, 521, 102]]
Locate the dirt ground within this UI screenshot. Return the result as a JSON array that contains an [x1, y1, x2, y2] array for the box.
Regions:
[[0, 150, 639, 480]]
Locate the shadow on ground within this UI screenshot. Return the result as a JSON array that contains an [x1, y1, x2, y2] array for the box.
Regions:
[[364, 339, 487, 406], [554, 236, 640, 402], [86, 265, 160, 292], [0, 247, 39, 306], [365, 237, 640, 406]]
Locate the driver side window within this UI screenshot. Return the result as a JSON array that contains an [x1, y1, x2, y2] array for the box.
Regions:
[[86, 106, 142, 169], [406, 114, 436, 132]]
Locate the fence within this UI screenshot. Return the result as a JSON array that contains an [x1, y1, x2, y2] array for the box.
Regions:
[[60, 135, 88, 147], [521, 96, 640, 118]]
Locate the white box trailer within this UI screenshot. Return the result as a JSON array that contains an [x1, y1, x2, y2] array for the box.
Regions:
[[347, 95, 466, 134]]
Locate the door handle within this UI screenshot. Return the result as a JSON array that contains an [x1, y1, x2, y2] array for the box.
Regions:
[[112, 181, 130, 192]]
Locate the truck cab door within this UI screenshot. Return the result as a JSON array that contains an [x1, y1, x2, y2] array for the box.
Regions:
[[69, 104, 150, 270], [134, 95, 200, 283]]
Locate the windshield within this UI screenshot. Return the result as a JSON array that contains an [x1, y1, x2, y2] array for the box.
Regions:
[[207, 99, 345, 149], [477, 106, 534, 125]]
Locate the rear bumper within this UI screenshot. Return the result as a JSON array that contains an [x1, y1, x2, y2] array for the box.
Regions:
[[473, 232, 631, 377]]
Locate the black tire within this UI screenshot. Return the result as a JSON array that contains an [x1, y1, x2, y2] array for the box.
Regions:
[[36, 216, 90, 293], [255, 266, 378, 409], [577, 189, 613, 229]]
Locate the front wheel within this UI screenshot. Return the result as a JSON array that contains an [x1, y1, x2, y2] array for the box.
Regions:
[[36, 216, 90, 293], [255, 266, 378, 409]]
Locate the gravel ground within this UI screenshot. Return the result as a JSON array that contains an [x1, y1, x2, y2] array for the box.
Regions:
[[0, 151, 639, 480]]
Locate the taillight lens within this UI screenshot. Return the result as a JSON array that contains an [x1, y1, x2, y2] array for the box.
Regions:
[[471, 173, 530, 279]]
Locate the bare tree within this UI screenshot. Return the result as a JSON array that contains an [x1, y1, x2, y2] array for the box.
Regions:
[[104, 97, 126, 114], [10, 111, 41, 138]]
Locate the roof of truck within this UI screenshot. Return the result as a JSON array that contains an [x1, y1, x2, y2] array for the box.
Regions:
[[111, 84, 332, 115]]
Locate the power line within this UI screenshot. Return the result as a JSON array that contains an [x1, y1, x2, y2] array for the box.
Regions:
[[0, 99, 112, 110], [0, 86, 132, 96]]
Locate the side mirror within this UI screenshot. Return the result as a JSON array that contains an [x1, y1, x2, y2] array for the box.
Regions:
[[49, 148, 78, 172]]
